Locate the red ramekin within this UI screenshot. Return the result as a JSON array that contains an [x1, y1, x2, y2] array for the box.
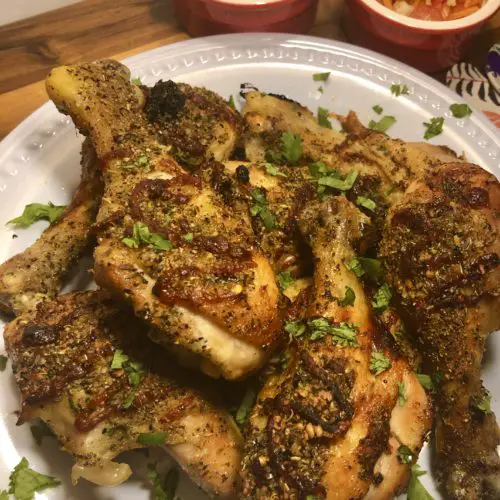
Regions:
[[343, 0, 500, 73], [173, 0, 319, 37]]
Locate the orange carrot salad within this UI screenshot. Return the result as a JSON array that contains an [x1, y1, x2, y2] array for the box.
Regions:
[[378, 0, 486, 21]]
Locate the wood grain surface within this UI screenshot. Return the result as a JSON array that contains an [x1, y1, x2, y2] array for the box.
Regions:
[[0, 0, 498, 139]]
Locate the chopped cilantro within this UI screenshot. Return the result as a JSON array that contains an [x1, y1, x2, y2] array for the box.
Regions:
[[8, 202, 66, 228], [137, 431, 167, 446], [8, 457, 60, 500], [331, 322, 359, 347], [372, 283, 392, 313], [261, 163, 287, 177], [0, 355, 7, 371], [30, 422, 54, 446], [339, 286, 355, 307], [308, 317, 334, 341], [285, 320, 306, 340], [390, 83, 410, 97], [183, 233, 194, 242], [450, 103, 472, 118], [236, 384, 257, 426], [423, 117, 444, 140], [384, 185, 396, 197], [318, 170, 358, 191], [121, 154, 149, 170], [318, 86, 324, 94], [373, 104, 383, 114], [122, 222, 172, 251], [131, 76, 142, 85], [278, 271, 295, 291], [356, 196, 376, 212], [408, 464, 434, 500], [228, 95, 236, 109], [147, 463, 179, 500], [0, 491, 7, 500], [370, 351, 391, 376], [281, 132, 302, 165], [313, 72, 331, 82], [250, 188, 276, 230], [369, 116, 396, 133], [416, 373, 434, 391], [110, 349, 145, 408], [398, 444, 414, 464], [317, 106, 332, 129], [308, 161, 334, 179], [346, 257, 382, 283], [110, 349, 129, 370], [475, 390, 492, 414], [397, 382, 407, 407]]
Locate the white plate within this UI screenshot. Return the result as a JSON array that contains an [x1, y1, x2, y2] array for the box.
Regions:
[[0, 33, 499, 500]]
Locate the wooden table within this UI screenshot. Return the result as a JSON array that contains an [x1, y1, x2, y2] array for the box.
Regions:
[[0, 0, 498, 140]]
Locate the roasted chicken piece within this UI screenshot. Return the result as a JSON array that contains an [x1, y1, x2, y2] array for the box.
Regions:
[[4, 290, 242, 497], [0, 139, 101, 315], [380, 163, 500, 499], [45, 60, 281, 380], [241, 196, 432, 499]]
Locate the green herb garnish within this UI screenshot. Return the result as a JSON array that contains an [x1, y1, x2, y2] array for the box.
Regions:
[[285, 320, 306, 340], [313, 72, 331, 82], [390, 83, 410, 97], [450, 103, 472, 118], [147, 463, 179, 500], [397, 382, 407, 407], [183, 233, 194, 242], [369, 116, 396, 133], [110, 349, 145, 408], [8, 202, 66, 228], [475, 390, 492, 414], [330, 322, 359, 347], [8, 457, 60, 500], [416, 373, 434, 391], [398, 444, 414, 464], [356, 196, 376, 212], [278, 271, 295, 291], [250, 188, 276, 230], [423, 117, 444, 140], [122, 222, 172, 251], [346, 257, 382, 283], [236, 384, 257, 427], [261, 163, 287, 177], [372, 283, 392, 314], [370, 351, 391, 376], [137, 432, 167, 446], [228, 95, 236, 109], [408, 464, 434, 500], [339, 286, 355, 307], [30, 422, 54, 446], [372, 105, 383, 114], [318, 170, 358, 192], [0, 355, 7, 372], [131, 76, 142, 85], [317, 106, 332, 129], [121, 154, 149, 170], [281, 132, 302, 165]]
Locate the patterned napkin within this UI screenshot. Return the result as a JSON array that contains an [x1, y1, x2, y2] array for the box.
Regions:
[[446, 43, 500, 127]]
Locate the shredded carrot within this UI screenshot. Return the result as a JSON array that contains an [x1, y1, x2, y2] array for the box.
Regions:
[[464, 0, 482, 7], [448, 5, 480, 18], [383, 0, 393, 8]]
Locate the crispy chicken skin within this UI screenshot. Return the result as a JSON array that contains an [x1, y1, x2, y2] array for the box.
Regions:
[[380, 163, 500, 500], [4, 291, 242, 497], [240, 197, 432, 499], [45, 60, 281, 380], [0, 139, 101, 315]]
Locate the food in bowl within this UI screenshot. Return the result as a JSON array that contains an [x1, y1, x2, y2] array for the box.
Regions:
[[377, 0, 487, 20]]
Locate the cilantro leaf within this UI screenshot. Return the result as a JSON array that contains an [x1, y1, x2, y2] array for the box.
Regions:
[[313, 72, 330, 82], [475, 390, 492, 414], [308, 161, 333, 179], [0, 355, 7, 371], [30, 422, 54, 446], [131, 76, 142, 85], [251, 188, 275, 230], [318, 170, 358, 191], [450, 103, 472, 118], [390, 84, 410, 97], [423, 117, 444, 140], [408, 464, 434, 500], [0, 490, 8, 500], [416, 373, 434, 391], [308, 317, 333, 341], [147, 463, 179, 500], [8, 202, 66, 228], [236, 384, 257, 426], [121, 154, 149, 170], [373, 105, 383, 115], [397, 382, 407, 407], [122, 222, 172, 251], [317, 107, 332, 129], [331, 322, 359, 347], [372, 283, 392, 313], [110, 349, 129, 370], [137, 431, 167, 446], [356, 196, 376, 212], [228, 95, 236, 109], [339, 286, 355, 307], [278, 271, 295, 291], [281, 132, 302, 165], [398, 444, 414, 464], [261, 163, 287, 177], [370, 351, 391, 376], [8, 457, 60, 500], [346, 257, 382, 283], [285, 320, 306, 340], [369, 116, 396, 133]]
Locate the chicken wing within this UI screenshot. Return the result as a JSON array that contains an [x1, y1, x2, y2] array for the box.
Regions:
[[4, 290, 242, 497], [240, 196, 432, 499], [0, 138, 101, 315], [380, 162, 500, 499], [45, 60, 281, 380]]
